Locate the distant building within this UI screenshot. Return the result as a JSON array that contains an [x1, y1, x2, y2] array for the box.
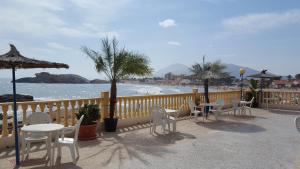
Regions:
[[164, 72, 175, 80], [272, 80, 292, 88]]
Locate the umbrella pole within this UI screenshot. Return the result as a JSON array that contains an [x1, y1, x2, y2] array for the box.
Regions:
[[12, 67, 20, 165]]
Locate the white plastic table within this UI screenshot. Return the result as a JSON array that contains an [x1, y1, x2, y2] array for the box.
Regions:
[[165, 109, 177, 115], [200, 103, 219, 118], [21, 123, 64, 166]]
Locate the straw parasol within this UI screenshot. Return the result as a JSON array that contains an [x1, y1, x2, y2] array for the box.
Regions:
[[248, 69, 280, 103], [0, 44, 69, 165]]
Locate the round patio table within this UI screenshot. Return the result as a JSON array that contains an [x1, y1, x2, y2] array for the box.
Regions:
[[21, 123, 64, 166]]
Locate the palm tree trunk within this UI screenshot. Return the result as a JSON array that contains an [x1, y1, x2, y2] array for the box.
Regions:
[[109, 79, 117, 119], [204, 79, 210, 103], [204, 79, 210, 119]]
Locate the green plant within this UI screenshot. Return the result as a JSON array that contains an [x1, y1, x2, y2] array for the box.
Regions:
[[246, 79, 259, 107], [76, 104, 100, 125], [82, 37, 152, 119]]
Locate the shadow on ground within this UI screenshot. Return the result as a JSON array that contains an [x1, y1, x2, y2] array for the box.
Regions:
[[78, 130, 195, 168], [0, 143, 48, 160], [196, 120, 266, 133], [269, 109, 300, 116]]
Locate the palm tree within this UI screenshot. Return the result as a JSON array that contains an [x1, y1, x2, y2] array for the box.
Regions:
[[82, 37, 152, 121], [190, 57, 228, 118]]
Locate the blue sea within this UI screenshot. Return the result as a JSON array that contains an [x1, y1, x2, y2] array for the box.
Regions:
[[0, 78, 206, 100]]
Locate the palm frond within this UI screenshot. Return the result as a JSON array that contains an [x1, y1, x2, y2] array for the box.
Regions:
[[117, 51, 152, 79]]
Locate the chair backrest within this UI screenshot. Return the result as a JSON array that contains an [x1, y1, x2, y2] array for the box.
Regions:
[[231, 97, 239, 109], [250, 97, 255, 103], [150, 106, 164, 124], [295, 117, 300, 133], [188, 100, 195, 112], [174, 104, 185, 118], [74, 115, 84, 141], [249, 97, 255, 107], [216, 98, 225, 106], [27, 112, 51, 125], [212, 98, 224, 111]]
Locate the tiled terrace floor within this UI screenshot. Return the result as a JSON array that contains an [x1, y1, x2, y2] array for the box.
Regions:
[[1, 108, 300, 169]]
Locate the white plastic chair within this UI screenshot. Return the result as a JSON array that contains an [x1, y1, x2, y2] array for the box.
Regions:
[[22, 112, 51, 160], [210, 98, 225, 121], [241, 97, 254, 116], [165, 105, 184, 132], [150, 107, 169, 134], [231, 97, 240, 116], [188, 100, 202, 121], [57, 115, 84, 164], [295, 117, 300, 133]]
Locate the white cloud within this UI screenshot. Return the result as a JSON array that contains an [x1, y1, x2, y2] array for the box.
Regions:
[[219, 9, 300, 37], [47, 42, 72, 51], [167, 41, 181, 46], [0, 0, 129, 38], [159, 19, 177, 28]]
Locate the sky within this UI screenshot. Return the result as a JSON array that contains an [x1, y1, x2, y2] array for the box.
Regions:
[[0, 0, 300, 80]]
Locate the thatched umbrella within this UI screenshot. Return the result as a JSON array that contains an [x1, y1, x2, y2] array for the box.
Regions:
[[0, 44, 69, 165], [248, 70, 280, 103]]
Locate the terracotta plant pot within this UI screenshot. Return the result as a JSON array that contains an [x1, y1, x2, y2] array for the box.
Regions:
[[78, 124, 97, 140]]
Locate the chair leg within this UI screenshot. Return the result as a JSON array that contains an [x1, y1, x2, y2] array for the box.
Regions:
[[26, 142, 31, 157], [58, 144, 62, 157], [69, 145, 76, 164], [21, 135, 25, 161], [173, 121, 176, 132], [215, 113, 218, 121], [45, 139, 49, 158], [75, 143, 80, 157]]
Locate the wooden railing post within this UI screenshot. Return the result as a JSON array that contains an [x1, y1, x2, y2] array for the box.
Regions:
[[192, 88, 198, 103], [101, 91, 109, 119]]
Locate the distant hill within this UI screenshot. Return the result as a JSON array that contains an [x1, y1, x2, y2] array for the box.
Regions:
[[225, 63, 260, 78], [154, 63, 259, 78], [154, 63, 192, 77], [15, 72, 109, 84]]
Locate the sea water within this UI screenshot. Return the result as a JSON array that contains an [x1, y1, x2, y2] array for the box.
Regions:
[[0, 78, 213, 122], [0, 78, 204, 100]]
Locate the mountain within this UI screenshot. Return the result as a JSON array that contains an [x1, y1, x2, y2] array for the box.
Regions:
[[154, 63, 259, 78], [154, 63, 192, 77], [15, 72, 109, 84], [225, 63, 259, 78]]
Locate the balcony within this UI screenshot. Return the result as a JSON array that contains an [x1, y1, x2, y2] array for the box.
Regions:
[[1, 108, 300, 169], [0, 89, 299, 168]]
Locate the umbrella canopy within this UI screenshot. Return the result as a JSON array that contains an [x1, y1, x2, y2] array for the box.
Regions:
[[247, 69, 280, 79], [0, 44, 69, 165], [0, 44, 69, 69], [247, 70, 280, 104]]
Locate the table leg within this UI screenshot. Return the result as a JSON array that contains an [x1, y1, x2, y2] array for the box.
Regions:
[[21, 131, 25, 161], [52, 130, 59, 165], [47, 132, 52, 166]]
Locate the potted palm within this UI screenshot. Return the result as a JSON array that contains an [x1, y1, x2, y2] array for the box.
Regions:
[[76, 104, 100, 140], [82, 37, 152, 132]]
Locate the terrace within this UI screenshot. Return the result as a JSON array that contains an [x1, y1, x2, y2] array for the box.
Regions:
[[0, 90, 300, 169]]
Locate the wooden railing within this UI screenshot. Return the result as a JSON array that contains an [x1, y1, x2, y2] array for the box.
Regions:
[[0, 90, 241, 139], [261, 90, 300, 110], [0, 97, 104, 137], [115, 93, 194, 119]]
